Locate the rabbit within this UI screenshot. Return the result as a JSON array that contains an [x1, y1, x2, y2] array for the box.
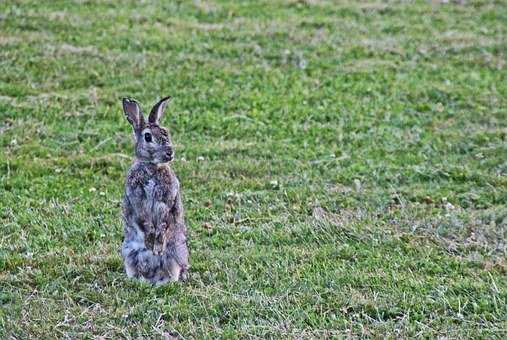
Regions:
[[120, 96, 189, 285]]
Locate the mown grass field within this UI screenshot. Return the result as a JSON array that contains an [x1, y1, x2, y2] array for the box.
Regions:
[[1, 0, 506, 338]]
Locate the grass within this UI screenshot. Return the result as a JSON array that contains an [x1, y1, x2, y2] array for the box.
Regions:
[[0, 0, 506, 337]]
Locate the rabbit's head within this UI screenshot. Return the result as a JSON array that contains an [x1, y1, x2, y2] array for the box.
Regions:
[[122, 96, 175, 164]]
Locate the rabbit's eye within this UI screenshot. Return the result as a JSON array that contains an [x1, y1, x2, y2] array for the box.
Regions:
[[144, 132, 152, 143]]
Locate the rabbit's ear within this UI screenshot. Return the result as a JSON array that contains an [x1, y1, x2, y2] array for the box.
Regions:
[[148, 96, 171, 124], [122, 98, 145, 132]]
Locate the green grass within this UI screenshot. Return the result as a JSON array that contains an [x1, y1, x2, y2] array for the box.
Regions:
[[1, 0, 506, 337]]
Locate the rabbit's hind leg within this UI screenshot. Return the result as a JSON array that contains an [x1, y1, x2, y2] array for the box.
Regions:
[[165, 258, 182, 282], [125, 259, 139, 278], [153, 273, 171, 286], [122, 241, 142, 278], [179, 265, 189, 282]]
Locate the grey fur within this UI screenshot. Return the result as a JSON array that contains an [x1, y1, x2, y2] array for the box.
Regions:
[[121, 97, 189, 284]]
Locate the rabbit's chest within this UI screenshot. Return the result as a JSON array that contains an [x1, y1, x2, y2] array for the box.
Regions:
[[126, 163, 178, 216], [142, 177, 176, 207]]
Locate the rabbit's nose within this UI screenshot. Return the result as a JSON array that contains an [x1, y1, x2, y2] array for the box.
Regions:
[[165, 147, 174, 158]]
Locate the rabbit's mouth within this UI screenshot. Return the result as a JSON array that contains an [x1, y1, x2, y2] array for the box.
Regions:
[[158, 152, 174, 163]]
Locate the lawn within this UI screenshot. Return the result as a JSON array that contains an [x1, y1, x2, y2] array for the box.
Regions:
[[0, 0, 506, 338]]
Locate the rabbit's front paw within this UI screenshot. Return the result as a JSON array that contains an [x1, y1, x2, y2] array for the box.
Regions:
[[152, 227, 168, 256], [145, 232, 156, 251]]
